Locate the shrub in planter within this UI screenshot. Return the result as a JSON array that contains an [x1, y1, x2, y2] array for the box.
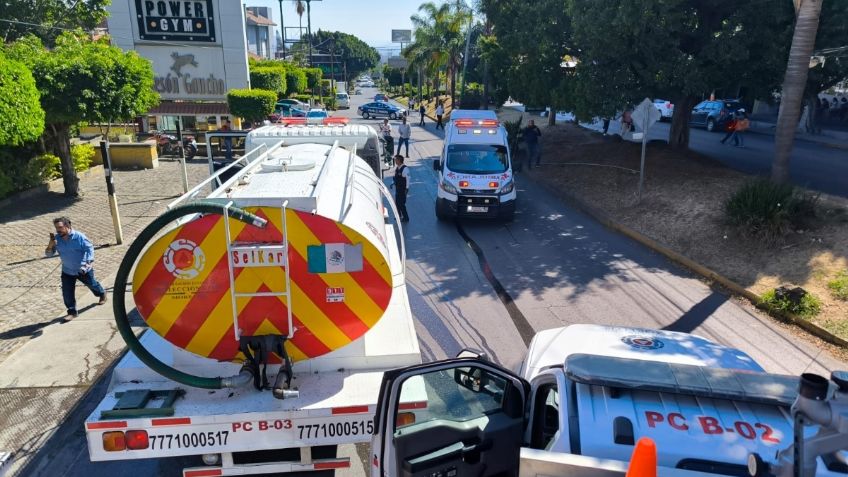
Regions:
[[284, 68, 308, 95], [249, 67, 287, 97], [26, 153, 62, 183], [725, 179, 818, 242], [227, 89, 277, 123], [71, 143, 94, 172]]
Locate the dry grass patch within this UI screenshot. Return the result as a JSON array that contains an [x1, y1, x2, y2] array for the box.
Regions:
[[512, 117, 848, 339]]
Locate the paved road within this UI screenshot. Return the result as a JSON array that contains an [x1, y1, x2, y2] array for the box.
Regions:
[[23, 89, 844, 476], [582, 118, 848, 197]]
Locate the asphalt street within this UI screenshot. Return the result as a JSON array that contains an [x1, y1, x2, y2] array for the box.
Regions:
[[25, 88, 845, 476], [583, 118, 848, 197]]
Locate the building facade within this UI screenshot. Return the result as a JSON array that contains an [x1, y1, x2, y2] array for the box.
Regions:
[[245, 6, 277, 60], [106, 0, 251, 131]]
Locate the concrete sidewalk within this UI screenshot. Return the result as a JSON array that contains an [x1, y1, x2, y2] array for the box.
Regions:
[[0, 160, 210, 476]]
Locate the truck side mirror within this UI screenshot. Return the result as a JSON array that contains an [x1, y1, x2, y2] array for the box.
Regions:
[[455, 367, 486, 393], [433, 160, 441, 171]]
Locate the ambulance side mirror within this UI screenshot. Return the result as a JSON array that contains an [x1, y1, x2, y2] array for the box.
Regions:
[[433, 160, 441, 171]]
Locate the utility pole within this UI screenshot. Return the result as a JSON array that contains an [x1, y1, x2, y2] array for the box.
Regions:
[[99, 141, 124, 245], [306, 0, 312, 67], [459, 5, 473, 106], [280, 0, 286, 60]]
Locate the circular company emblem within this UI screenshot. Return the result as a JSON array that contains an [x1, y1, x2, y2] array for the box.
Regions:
[[622, 335, 664, 350], [162, 239, 206, 279]]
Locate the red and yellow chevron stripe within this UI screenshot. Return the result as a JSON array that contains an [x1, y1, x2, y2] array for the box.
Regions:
[[132, 207, 393, 363]]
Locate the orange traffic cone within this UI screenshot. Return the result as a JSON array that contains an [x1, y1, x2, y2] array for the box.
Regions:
[[625, 437, 657, 477]]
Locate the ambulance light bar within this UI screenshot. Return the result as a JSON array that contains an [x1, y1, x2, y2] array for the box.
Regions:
[[454, 119, 499, 128], [565, 354, 798, 407]]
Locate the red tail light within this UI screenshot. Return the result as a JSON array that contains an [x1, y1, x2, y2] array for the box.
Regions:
[[125, 430, 149, 450], [459, 180, 470, 188], [666, 103, 673, 109]]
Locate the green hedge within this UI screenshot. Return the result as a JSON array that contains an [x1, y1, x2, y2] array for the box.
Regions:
[[304, 68, 323, 89], [250, 67, 287, 97], [285, 69, 308, 95], [227, 88, 277, 123], [0, 52, 45, 146]]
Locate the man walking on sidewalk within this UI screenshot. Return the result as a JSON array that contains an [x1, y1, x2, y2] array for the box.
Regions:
[[44, 216, 106, 319], [397, 117, 411, 157], [419, 103, 426, 127], [435, 102, 445, 130]]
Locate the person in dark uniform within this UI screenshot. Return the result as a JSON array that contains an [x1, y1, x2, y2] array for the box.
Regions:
[[392, 155, 410, 222]]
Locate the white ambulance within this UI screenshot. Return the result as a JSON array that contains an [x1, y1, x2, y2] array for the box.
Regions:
[[433, 110, 516, 221]]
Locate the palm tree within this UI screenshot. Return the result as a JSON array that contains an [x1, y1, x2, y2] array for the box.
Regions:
[[408, 2, 471, 108], [772, 0, 824, 184]]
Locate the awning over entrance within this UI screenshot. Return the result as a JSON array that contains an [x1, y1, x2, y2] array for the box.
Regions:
[[148, 102, 230, 116]]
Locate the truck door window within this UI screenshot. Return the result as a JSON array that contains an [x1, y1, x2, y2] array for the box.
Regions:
[[395, 367, 507, 431], [529, 384, 559, 450]]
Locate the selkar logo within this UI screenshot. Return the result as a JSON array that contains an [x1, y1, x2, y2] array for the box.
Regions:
[[621, 335, 664, 350], [163, 239, 206, 279]]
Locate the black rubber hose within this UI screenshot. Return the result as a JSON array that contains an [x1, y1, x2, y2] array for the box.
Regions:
[[113, 201, 267, 389]]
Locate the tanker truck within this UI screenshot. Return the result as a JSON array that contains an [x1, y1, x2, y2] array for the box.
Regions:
[[84, 124, 422, 475]]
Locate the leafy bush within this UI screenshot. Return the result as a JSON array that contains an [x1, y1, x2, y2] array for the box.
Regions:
[[0, 52, 45, 146], [284, 68, 308, 95], [761, 287, 821, 318], [322, 96, 336, 110], [503, 117, 523, 154], [250, 67, 287, 97], [304, 68, 323, 89], [725, 179, 819, 242], [71, 143, 94, 172], [0, 169, 14, 198], [227, 89, 277, 123], [829, 271, 848, 301]]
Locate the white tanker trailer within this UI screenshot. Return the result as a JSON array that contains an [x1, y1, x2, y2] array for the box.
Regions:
[[84, 125, 421, 476]]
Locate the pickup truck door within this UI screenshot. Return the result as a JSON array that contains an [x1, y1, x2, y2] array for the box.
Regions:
[[371, 359, 530, 477]]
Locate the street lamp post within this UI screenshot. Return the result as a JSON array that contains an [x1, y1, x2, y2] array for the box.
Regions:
[[306, 0, 312, 66]]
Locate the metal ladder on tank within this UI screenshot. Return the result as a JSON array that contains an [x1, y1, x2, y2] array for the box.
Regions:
[[222, 200, 294, 341]]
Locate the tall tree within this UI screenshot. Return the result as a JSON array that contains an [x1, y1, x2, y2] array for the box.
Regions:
[[481, 0, 574, 125], [567, 0, 794, 148], [300, 31, 379, 81], [409, 2, 470, 106], [11, 34, 159, 196], [772, 0, 824, 184], [0, 0, 110, 45]]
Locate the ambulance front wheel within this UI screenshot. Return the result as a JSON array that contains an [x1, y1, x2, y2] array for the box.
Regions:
[[435, 199, 453, 221], [499, 201, 516, 222]]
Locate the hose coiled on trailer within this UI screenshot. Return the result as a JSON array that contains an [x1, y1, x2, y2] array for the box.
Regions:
[[113, 200, 267, 389]]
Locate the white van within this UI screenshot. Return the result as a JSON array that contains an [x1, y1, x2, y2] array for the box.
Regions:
[[433, 110, 516, 221], [336, 92, 350, 109]]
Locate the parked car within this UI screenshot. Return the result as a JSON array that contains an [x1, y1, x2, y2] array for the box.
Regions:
[[374, 93, 388, 102], [277, 98, 309, 110], [653, 99, 674, 121], [689, 99, 742, 132], [358, 102, 406, 120], [306, 109, 329, 124], [354, 89, 363, 95], [336, 92, 350, 109]]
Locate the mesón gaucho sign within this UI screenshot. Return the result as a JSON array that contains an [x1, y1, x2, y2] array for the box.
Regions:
[[135, 0, 217, 42]]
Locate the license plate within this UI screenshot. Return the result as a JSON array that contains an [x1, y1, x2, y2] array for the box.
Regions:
[[467, 206, 488, 213]]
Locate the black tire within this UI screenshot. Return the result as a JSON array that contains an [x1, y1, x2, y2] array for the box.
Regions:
[[362, 111, 370, 119], [435, 202, 451, 221], [707, 118, 716, 132], [389, 112, 397, 120]]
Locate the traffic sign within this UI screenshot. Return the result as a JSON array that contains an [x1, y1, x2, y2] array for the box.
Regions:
[[632, 98, 661, 132]]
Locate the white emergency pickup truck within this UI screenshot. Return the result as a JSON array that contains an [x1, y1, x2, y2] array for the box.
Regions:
[[371, 324, 848, 477]]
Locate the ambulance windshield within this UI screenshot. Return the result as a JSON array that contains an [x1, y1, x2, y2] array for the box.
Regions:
[[446, 144, 508, 174]]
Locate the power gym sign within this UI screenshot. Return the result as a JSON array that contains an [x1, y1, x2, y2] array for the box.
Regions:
[[135, 0, 217, 42]]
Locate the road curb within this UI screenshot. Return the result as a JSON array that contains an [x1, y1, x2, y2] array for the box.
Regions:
[[526, 173, 848, 349], [745, 127, 848, 150]]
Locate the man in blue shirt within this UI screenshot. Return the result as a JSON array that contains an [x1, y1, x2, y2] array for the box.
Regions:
[[44, 216, 106, 318]]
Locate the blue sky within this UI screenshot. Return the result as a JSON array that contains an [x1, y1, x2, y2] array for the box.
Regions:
[[248, 0, 466, 53]]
